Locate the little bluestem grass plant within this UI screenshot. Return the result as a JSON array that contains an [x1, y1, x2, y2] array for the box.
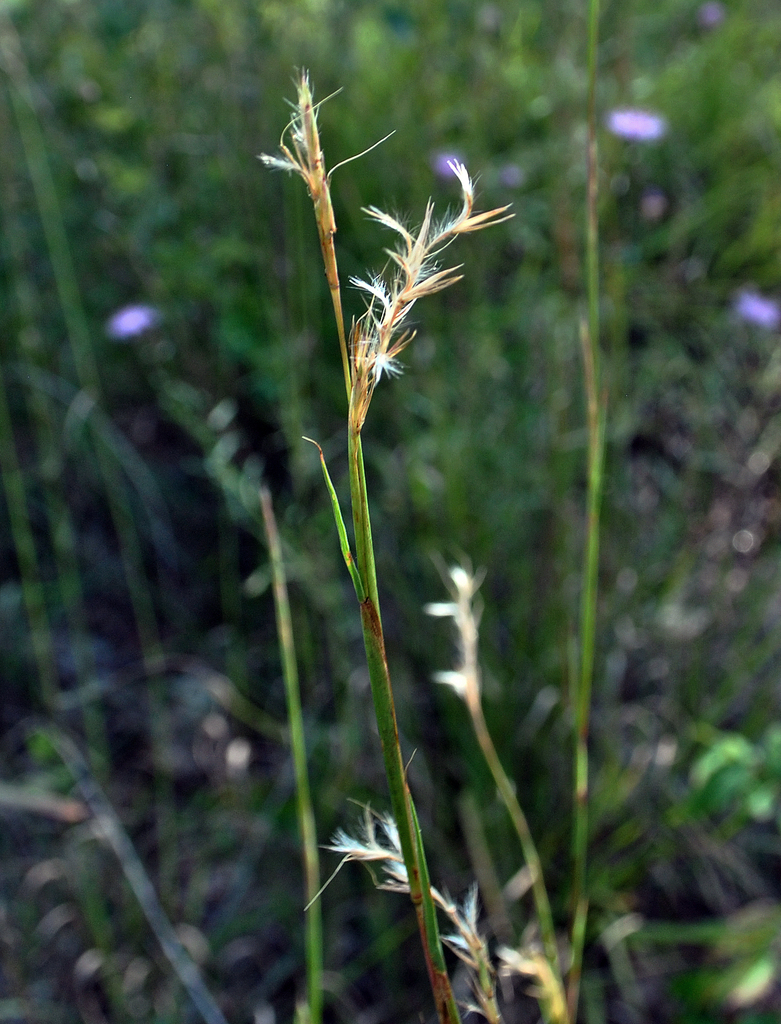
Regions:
[[261, 71, 510, 1024]]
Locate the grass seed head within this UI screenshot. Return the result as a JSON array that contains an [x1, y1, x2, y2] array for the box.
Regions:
[[261, 73, 514, 433]]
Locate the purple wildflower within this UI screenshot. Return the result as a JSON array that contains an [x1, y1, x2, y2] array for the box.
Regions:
[[477, 4, 502, 33], [106, 304, 161, 341], [430, 151, 465, 180], [734, 290, 781, 332], [697, 1, 726, 28], [605, 108, 667, 143], [640, 187, 668, 222], [498, 163, 525, 188]]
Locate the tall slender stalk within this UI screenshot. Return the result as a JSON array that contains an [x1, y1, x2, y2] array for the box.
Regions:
[[347, 426, 460, 1024], [259, 486, 322, 1024], [0, 364, 58, 707], [261, 72, 509, 1024], [426, 566, 568, 1024], [568, 0, 606, 1017], [470, 699, 563, 992]]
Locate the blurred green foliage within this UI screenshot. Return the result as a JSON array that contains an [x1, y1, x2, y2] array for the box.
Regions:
[[2, 0, 781, 1021]]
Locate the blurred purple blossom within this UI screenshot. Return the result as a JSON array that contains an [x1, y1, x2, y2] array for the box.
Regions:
[[477, 4, 502, 33], [734, 290, 781, 331], [640, 187, 668, 222], [431, 151, 465, 179], [498, 163, 525, 188], [698, 2, 726, 28], [605, 108, 667, 142], [106, 304, 161, 341]]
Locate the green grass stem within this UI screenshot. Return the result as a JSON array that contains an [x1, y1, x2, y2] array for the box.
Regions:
[[312, 427, 460, 1021], [568, 0, 606, 1017], [259, 485, 323, 1024], [467, 694, 566, 1013], [347, 424, 461, 1024], [429, 561, 567, 1020], [0, 364, 58, 706]]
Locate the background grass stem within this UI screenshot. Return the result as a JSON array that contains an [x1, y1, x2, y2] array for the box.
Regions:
[[568, 0, 605, 1017], [49, 728, 230, 1024], [467, 695, 565, 1013], [0, 365, 58, 707], [260, 485, 323, 1024]]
